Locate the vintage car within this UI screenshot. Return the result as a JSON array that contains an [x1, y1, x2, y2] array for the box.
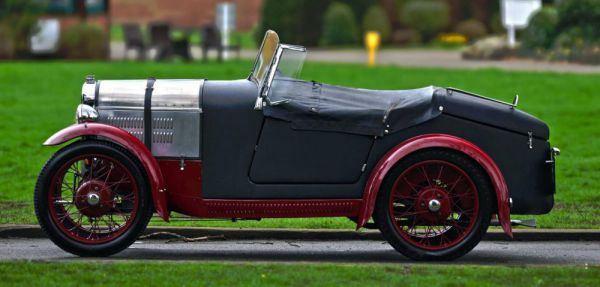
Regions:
[[35, 31, 558, 260]]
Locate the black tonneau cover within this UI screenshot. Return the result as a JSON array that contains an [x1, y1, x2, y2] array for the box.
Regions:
[[263, 79, 443, 136]]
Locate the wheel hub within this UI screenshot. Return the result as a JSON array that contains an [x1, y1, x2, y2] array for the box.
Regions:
[[75, 180, 113, 217], [428, 199, 441, 212], [415, 187, 452, 224], [87, 193, 100, 206]]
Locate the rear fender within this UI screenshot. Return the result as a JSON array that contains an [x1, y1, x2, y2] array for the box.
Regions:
[[43, 123, 170, 221], [358, 134, 512, 237]]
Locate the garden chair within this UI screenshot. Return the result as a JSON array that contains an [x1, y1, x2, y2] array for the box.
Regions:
[[122, 23, 146, 60], [201, 25, 241, 62], [149, 22, 191, 61]]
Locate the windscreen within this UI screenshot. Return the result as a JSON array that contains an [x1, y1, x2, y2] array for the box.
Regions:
[[274, 46, 306, 80], [250, 30, 279, 89]]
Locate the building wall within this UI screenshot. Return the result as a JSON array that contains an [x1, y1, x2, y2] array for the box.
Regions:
[[110, 0, 263, 31]]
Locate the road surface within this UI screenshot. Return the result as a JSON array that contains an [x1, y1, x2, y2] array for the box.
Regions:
[[1, 238, 599, 265]]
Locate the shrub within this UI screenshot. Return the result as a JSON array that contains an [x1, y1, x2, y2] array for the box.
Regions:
[[257, 0, 332, 47], [362, 5, 391, 43], [522, 7, 559, 50], [391, 28, 421, 45], [321, 2, 360, 46], [554, 27, 585, 50], [401, 0, 450, 42], [60, 24, 107, 59], [344, 0, 377, 23], [556, 0, 600, 43], [454, 19, 487, 42]]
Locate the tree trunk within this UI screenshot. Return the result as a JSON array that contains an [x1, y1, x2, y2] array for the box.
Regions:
[[75, 0, 87, 22], [472, 0, 489, 24], [380, 0, 400, 30], [448, 0, 464, 27]]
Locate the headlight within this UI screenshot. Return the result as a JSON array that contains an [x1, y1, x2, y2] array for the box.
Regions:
[[76, 104, 98, 123], [81, 75, 97, 106]]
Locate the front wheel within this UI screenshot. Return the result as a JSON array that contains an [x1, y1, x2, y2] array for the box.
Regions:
[[34, 140, 153, 257], [374, 149, 493, 261]]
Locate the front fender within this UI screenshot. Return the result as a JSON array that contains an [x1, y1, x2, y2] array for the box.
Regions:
[[44, 123, 170, 221], [357, 134, 512, 237]]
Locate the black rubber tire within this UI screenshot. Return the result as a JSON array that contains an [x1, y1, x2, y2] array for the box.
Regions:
[[34, 140, 153, 257], [373, 148, 493, 261]]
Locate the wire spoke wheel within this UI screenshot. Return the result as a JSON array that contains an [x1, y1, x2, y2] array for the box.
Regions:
[[48, 154, 139, 244], [374, 149, 492, 261], [36, 140, 153, 256], [389, 160, 478, 250]]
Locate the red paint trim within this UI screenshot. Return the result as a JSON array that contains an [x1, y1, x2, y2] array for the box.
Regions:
[[358, 134, 512, 237], [158, 160, 202, 205], [43, 123, 169, 221], [167, 195, 362, 219]]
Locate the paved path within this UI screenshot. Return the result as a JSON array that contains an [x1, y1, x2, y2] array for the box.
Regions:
[[111, 43, 600, 74], [2, 239, 599, 265]]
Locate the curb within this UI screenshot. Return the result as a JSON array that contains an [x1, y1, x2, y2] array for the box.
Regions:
[[1, 225, 599, 241]]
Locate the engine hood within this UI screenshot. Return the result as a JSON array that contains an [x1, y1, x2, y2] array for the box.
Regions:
[[440, 88, 549, 140]]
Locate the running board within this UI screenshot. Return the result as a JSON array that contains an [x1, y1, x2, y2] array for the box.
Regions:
[[491, 219, 537, 228]]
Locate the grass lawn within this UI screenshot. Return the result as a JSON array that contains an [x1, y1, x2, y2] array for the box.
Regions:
[[0, 261, 597, 286], [0, 60, 598, 229]]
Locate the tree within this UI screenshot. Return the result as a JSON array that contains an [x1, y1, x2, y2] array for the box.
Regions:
[[380, 0, 400, 30]]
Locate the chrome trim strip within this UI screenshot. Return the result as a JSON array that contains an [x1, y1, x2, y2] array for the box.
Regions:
[[447, 87, 517, 108]]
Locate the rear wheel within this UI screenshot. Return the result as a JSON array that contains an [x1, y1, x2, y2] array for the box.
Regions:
[[34, 140, 153, 257], [374, 149, 493, 261]]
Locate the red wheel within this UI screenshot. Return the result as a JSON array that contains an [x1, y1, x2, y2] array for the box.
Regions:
[[35, 140, 153, 256], [48, 154, 139, 244], [374, 149, 492, 261]]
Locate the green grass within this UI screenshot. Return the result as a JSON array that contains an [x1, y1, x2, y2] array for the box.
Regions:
[[0, 261, 598, 287], [0, 61, 599, 229]]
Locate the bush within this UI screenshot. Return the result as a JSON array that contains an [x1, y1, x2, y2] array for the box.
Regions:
[[401, 0, 450, 42], [454, 19, 487, 42], [60, 24, 107, 59], [343, 0, 377, 23], [362, 5, 391, 43], [554, 27, 585, 50], [522, 7, 559, 50], [257, 0, 332, 47], [321, 2, 360, 46], [556, 0, 600, 43], [391, 28, 421, 45]]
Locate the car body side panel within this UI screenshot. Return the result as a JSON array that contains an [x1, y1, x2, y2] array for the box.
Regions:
[[201, 80, 553, 217], [364, 114, 555, 215], [201, 80, 264, 198], [250, 117, 374, 184], [201, 80, 371, 198], [357, 133, 513, 237]]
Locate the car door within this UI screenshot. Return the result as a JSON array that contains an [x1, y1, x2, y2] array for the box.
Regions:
[[249, 117, 374, 184]]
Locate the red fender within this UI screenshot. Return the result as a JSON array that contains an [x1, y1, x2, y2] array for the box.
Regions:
[[43, 123, 170, 221], [357, 134, 512, 237]]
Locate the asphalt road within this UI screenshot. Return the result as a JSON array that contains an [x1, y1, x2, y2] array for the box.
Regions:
[[1, 239, 599, 265]]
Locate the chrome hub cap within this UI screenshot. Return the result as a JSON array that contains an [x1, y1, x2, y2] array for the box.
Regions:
[[428, 199, 441, 212], [87, 193, 101, 206]]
